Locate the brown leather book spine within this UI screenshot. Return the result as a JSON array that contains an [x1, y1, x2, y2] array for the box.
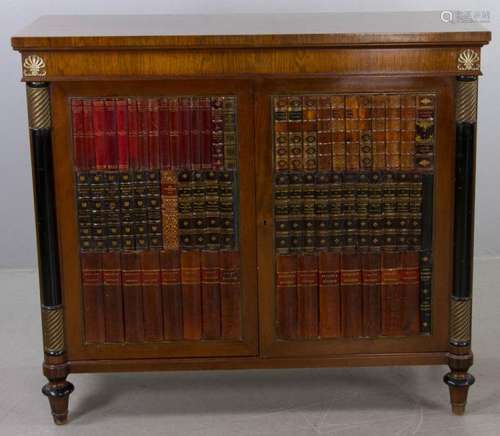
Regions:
[[317, 95, 332, 171], [101, 252, 124, 342], [276, 254, 298, 339], [401, 251, 420, 335], [181, 250, 202, 340], [121, 251, 144, 342], [200, 96, 212, 170], [161, 170, 179, 250], [223, 96, 237, 169], [146, 170, 163, 249], [288, 96, 303, 171], [345, 95, 360, 171], [358, 95, 373, 171], [331, 95, 346, 171], [386, 95, 401, 170], [372, 95, 386, 170], [201, 250, 221, 339], [318, 251, 341, 338], [302, 95, 318, 171], [381, 251, 403, 336], [220, 250, 241, 339], [140, 250, 163, 341], [81, 252, 105, 343], [297, 253, 319, 338], [160, 250, 183, 340], [274, 96, 289, 172], [211, 97, 224, 170], [361, 252, 381, 337], [400, 94, 416, 170], [415, 94, 436, 171], [340, 252, 363, 337]]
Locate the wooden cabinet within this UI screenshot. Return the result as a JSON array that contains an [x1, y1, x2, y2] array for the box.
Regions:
[[11, 12, 490, 424]]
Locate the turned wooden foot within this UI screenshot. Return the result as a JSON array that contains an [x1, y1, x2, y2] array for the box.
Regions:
[[42, 379, 74, 425], [444, 352, 474, 415]]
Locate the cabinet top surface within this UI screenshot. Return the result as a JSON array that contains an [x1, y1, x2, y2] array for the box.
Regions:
[[11, 12, 491, 50]]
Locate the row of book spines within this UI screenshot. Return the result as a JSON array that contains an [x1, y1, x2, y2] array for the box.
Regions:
[[71, 97, 237, 171], [81, 250, 241, 344], [276, 251, 421, 339]]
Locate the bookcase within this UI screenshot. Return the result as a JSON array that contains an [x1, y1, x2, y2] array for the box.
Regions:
[[11, 12, 490, 424]]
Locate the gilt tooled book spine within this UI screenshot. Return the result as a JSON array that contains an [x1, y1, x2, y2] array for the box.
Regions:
[[71, 99, 85, 170], [89, 172, 106, 251], [177, 170, 193, 249], [146, 170, 163, 249], [274, 96, 289, 172], [368, 172, 384, 249], [82, 99, 96, 169], [77, 172, 93, 251], [116, 98, 129, 171], [132, 171, 149, 250], [160, 170, 179, 250], [371, 95, 386, 170], [276, 254, 298, 339], [381, 251, 403, 336], [103, 172, 121, 251], [205, 170, 221, 250], [190, 97, 202, 170], [121, 251, 144, 343], [223, 97, 237, 170], [219, 171, 236, 249], [314, 173, 330, 250], [357, 173, 370, 250], [101, 251, 124, 342], [211, 97, 224, 170], [297, 253, 319, 338], [317, 96, 332, 171], [160, 250, 183, 340], [137, 99, 150, 170], [119, 172, 135, 250], [158, 97, 171, 170], [302, 173, 315, 252], [140, 250, 163, 341], [179, 96, 192, 169], [345, 96, 360, 171], [201, 250, 221, 339], [420, 173, 434, 333], [192, 171, 206, 248], [342, 173, 358, 250], [127, 98, 139, 170], [81, 252, 105, 343], [302, 96, 318, 171], [288, 173, 304, 252], [181, 250, 202, 340], [274, 173, 290, 253], [329, 173, 344, 249], [340, 252, 363, 337], [288, 96, 303, 171], [382, 172, 398, 250], [361, 252, 381, 337], [318, 251, 341, 338], [220, 250, 241, 339], [415, 94, 435, 171], [400, 94, 416, 170], [104, 99, 118, 170], [396, 172, 411, 250], [331, 95, 346, 171], [359, 95, 373, 171], [409, 173, 423, 249], [148, 98, 160, 169], [401, 251, 420, 335], [92, 99, 106, 170], [386, 95, 401, 170], [168, 97, 181, 169], [200, 97, 212, 170]]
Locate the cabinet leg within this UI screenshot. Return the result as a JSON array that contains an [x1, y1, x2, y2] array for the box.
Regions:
[[42, 378, 74, 425], [443, 352, 474, 415]]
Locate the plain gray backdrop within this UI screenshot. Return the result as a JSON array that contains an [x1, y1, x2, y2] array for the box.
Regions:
[[1, 0, 498, 268]]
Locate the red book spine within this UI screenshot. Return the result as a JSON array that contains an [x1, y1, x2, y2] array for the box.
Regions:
[[160, 250, 183, 340], [127, 98, 139, 169], [340, 252, 363, 337], [200, 97, 212, 169], [361, 252, 382, 337], [179, 97, 192, 169], [159, 97, 171, 169], [71, 99, 85, 170], [92, 99, 106, 170], [401, 251, 420, 335], [81, 252, 105, 343], [190, 97, 202, 169], [121, 252, 144, 342], [220, 250, 241, 339], [82, 99, 96, 169], [148, 98, 160, 169], [297, 253, 319, 338], [101, 252, 124, 342], [140, 250, 163, 341], [276, 254, 298, 339], [211, 97, 224, 170], [201, 250, 221, 339], [104, 99, 117, 169], [381, 252, 403, 336], [181, 250, 202, 340], [318, 251, 341, 338], [116, 98, 129, 170], [137, 98, 149, 169], [168, 97, 181, 169]]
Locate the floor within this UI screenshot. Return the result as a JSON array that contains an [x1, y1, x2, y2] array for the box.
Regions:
[[0, 258, 499, 436]]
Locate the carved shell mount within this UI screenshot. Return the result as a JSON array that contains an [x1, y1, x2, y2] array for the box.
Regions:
[[23, 55, 46, 77], [457, 49, 480, 71]]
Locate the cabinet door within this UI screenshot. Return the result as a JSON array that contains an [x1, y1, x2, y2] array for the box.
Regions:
[[51, 80, 257, 360], [256, 77, 454, 357]]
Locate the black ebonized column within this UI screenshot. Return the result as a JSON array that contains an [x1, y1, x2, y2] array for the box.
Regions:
[[27, 82, 74, 424], [444, 75, 478, 415]]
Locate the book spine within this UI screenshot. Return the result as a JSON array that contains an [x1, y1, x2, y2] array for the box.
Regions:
[[104, 99, 117, 170], [368, 172, 384, 249], [274, 96, 289, 171], [359, 95, 373, 171], [168, 97, 181, 169], [192, 171, 206, 248], [190, 97, 202, 170], [127, 98, 139, 170], [317, 96, 332, 171], [219, 171, 236, 249], [382, 172, 398, 250], [415, 94, 435, 171], [409, 174, 423, 249], [71, 99, 85, 170], [297, 253, 319, 338], [160, 250, 183, 340], [223, 96, 237, 169], [361, 252, 381, 337], [302, 173, 315, 251], [148, 97, 160, 169], [92, 99, 106, 170], [288, 173, 304, 251], [357, 173, 370, 250], [201, 250, 221, 339], [211, 97, 224, 170], [220, 250, 241, 339], [146, 170, 163, 249], [137, 99, 149, 169], [340, 252, 363, 337], [288, 96, 303, 171], [119, 172, 135, 251], [318, 251, 341, 338], [181, 250, 202, 340], [331, 95, 346, 171], [314, 173, 330, 250], [179, 96, 192, 169], [276, 254, 298, 339], [121, 251, 144, 342], [104, 172, 121, 251], [177, 170, 193, 249], [82, 99, 96, 169], [381, 251, 403, 336], [158, 97, 171, 170], [396, 173, 411, 250], [372, 95, 386, 170], [420, 173, 434, 333], [116, 98, 129, 171], [81, 252, 105, 343], [400, 94, 416, 170], [345, 95, 360, 170], [133, 171, 149, 250], [101, 252, 124, 342], [161, 170, 179, 250], [386, 95, 401, 170], [89, 172, 106, 252], [200, 97, 212, 170], [302, 96, 318, 171], [76, 172, 93, 251], [342, 173, 358, 250], [401, 250, 420, 335], [140, 250, 163, 341], [330, 173, 344, 249], [205, 171, 221, 250]]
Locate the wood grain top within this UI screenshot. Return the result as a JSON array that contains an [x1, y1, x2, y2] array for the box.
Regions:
[[11, 12, 491, 50]]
